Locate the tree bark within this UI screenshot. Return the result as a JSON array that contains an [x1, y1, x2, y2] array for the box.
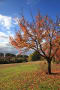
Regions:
[[47, 60, 51, 74]]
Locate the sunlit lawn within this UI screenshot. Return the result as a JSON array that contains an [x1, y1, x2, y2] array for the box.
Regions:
[[0, 61, 60, 90]]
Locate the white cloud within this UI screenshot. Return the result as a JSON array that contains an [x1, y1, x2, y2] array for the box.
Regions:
[[0, 32, 8, 38], [0, 15, 19, 54], [0, 14, 12, 29], [0, 31, 18, 54], [0, 32, 9, 46]]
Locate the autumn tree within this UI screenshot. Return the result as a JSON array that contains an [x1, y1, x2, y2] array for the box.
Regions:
[[10, 13, 60, 74]]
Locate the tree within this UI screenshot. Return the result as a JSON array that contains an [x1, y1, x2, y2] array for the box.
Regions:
[[5, 53, 16, 57], [0, 53, 4, 57], [9, 13, 60, 74], [28, 51, 41, 61]]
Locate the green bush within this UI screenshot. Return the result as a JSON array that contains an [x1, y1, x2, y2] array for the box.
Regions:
[[16, 57, 27, 63], [16, 55, 28, 58], [16, 55, 23, 58], [16, 55, 28, 62], [9, 57, 16, 63], [28, 51, 41, 61], [5, 53, 16, 57]]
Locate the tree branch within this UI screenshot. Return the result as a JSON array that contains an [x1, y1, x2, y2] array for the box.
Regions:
[[40, 44, 47, 58]]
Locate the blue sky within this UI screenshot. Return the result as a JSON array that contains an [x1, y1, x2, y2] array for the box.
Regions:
[[0, 0, 60, 55], [0, 0, 60, 18]]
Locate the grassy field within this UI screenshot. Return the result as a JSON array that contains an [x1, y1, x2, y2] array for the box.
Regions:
[[0, 61, 60, 90]]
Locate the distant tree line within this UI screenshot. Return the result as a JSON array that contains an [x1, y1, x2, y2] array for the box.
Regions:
[[0, 51, 43, 64], [0, 52, 59, 64], [0, 53, 28, 64]]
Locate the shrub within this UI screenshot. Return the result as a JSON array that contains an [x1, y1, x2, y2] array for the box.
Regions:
[[5, 53, 16, 57], [16, 57, 27, 63], [9, 57, 16, 63], [0, 53, 4, 57], [16, 55, 28, 62], [28, 51, 41, 61], [16, 55, 23, 58]]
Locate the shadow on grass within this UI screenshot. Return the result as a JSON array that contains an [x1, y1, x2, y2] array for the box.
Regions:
[[46, 72, 60, 75], [51, 72, 60, 75]]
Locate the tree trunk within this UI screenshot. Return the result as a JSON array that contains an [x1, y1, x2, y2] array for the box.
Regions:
[[47, 60, 51, 74]]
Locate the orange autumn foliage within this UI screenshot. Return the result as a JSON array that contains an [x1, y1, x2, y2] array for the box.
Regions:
[[9, 12, 60, 74]]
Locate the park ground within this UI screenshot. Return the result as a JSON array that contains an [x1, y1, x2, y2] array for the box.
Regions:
[[0, 61, 60, 90]]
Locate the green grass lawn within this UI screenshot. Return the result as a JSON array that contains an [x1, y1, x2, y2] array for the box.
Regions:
[[0, 61, 60, 90]]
